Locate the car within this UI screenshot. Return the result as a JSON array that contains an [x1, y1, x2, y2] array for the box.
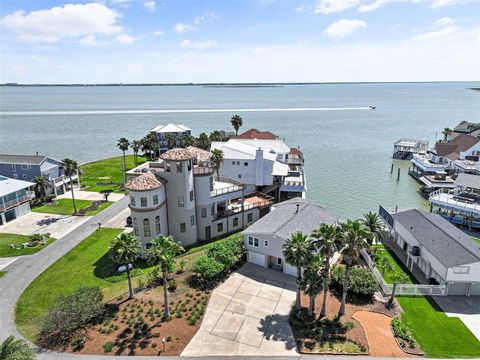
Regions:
[[126, 215, 133, 227]]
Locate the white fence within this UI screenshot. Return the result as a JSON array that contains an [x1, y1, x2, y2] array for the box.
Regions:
[[360, 249, 446, 296]]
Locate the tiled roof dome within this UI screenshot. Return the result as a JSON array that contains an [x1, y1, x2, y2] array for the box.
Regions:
[[160, 148, 195, 161], [125, 172, 163, 191], [186, 146, 211, 163]]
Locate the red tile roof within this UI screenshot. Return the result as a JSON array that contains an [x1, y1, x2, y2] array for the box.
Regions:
[[289, 147, 303, 155], [236, 128, 278, 140], [125, 172, 164, 191]]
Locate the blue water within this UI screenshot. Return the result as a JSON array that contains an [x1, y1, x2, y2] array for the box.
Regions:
[[1, 82, 479, 219]]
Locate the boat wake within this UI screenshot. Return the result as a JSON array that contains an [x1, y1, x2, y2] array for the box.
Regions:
[[1, 107, 371, 116]]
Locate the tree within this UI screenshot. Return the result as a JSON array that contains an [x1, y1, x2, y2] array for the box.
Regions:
[[62, 158, 79, 214], [164, 133, 177, 150], [100, 189, 113, 202], [209, 130, 228, 142], [311, 223, 343, 317], [131, 140, 142, 166], [378, 256, 394, 276], [211, 149, 224, 177], [361, 212, 385, 244], [0, 336, 36, 360], [301, 255, 325, 317], [388, 271, 409, 304], [282, 231, 315, 310], [117, 137, 130, 185], [338, 220, 370, 316], [193, 256, 224, 280], [180, 134, 195, 148], [230, 114, 243, 136], [196, 133, 211, 150], [442, 127, 453, 142], [109, 232, 141, 299], [147, 235, 185, 321], [32, 176, 50, 202]]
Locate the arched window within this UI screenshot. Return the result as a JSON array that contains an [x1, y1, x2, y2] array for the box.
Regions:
[[155, 216, 161, 234], [209, 176, 214, 191], [133, 218, 138, 236], [143, 218, 151, 237]]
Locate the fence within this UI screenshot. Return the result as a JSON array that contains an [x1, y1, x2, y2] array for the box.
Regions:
[[360, 249, 446, 296]]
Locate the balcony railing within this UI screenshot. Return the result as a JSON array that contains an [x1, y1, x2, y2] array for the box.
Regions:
[[193, 167, 214, 176], [0, 192, 35, 212], [211, 176, 245, 197], [215, 198, 273, 220]]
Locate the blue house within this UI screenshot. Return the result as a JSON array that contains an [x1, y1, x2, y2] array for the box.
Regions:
[[0, 176, 35, 225], [150, 124, 192, 154], [0, 154, 79, 196]]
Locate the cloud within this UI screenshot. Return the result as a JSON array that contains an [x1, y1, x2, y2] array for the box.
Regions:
[[193, 12, 217, 24], [434, 17, 455, 26], [153, 29, 165, 36], [174, 22, 196, 34], [323, 19, 367, 38], [431, 0, 463, 7], [144, 1, 156, 11], [113, 34, 136, 44], [358, 0, 390, 12], [315, 0, 359, 14], [180, 39, 218, 49], [79, 35, 101, 47], [412, 25, 458, 40], [0, 3, 124, 42]]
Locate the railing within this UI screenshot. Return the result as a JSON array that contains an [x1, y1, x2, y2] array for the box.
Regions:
[[287, 158, 304, 165], [211, 176, 245, 197], [0, 192, 35, 212], [411, 154, 448, 169], [51, 173, 78, 184], [215, 198, 273, 220], [430, 189, 480, 212], [193, 166, 214, 175]]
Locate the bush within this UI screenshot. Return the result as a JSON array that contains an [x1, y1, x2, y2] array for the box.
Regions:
[[329, 265, 378, 298], [193, 256, 224, 280], [103, 341, 114, 353], [391, 317, 416, 348], [71, 335, 86, 351], [38, 286, 105, 348], [0, 336, 36, 360], [207, 243, 236, 268], [167, 279, 177, 292]]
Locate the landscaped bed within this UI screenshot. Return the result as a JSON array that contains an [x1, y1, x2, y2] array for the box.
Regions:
[[32, 199, 112, 216], [0, 233, 56, 257], [373, 244, 417, 284]]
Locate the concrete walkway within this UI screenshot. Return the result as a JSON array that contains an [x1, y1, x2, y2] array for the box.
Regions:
[[57, 189, 125, 202]]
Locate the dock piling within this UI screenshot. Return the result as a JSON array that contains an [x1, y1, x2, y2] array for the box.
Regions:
[[397, 168, 400, 181], [390, 163, 394, 174]]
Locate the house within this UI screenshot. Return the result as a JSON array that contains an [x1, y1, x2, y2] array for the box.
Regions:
[[379, 207, 480, 296], [0, 154, 79, 196], [211, 137, 306, 200], [236, 128, 278, 140], [0, 176, 35, 226], [243, 198, 338, 276], [451, 121, 480, 139], [150, 123, 191, 154], [125, 147, 273, 253]]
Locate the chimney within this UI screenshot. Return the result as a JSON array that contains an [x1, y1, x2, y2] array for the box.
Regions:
[[295, 204, 299, 214]]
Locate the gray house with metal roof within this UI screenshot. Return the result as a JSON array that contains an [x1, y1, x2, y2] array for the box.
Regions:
[[381, 208, 480, 296], [243, 197, 338, 276]]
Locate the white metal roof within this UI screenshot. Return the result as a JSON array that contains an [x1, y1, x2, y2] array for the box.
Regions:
[[0, 176, 34, 197], [151, 123, 191, 133], [234, 139, 290, 154]]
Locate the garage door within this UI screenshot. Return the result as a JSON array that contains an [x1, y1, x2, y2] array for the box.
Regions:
[[248, 251, 265, 267], [284, 263, 297, 277], [448, 283, 468, 296], [470, 283, 480, 296]]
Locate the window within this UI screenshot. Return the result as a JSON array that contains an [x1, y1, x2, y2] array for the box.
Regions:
[[143, 219, 151, 237], [277, 258, 282, 265], [264, 240, 269, 247], [232, 161, 235, 165], [141, 197, 147, 207], [237, 161, 240, 165], [453, 266, 470, 274], [247, 213, 253, 222], [190, 215, 195, 225], [22, 174, 27, 179], [176, 162, 183, 173], [201, 208, 207, 218], [153, 195, 159, 205], [248, 236, 253, 246], [209, 177, 214, 192], [133, 218, 138, 236], [233, 217, 239, 227], [130, 196, 136, 207], [165, 162, 171, 172], [238, 174, 242, 178], [254, 238, 259, 247], [178, 196, 184, 207], [244, 162, 249, 166], [190, 190, 194, 201], [211, 205, 215, 216], [155, 216, 161, 234], [180, 223, 186, 233], [187, 161, 192, 171], [21, 164, 28, 170], [217, 222, 223, 233]]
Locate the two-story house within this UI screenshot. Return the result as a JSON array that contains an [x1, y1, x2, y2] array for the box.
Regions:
[[0, 175, 35, 225], [150, 123, 192, 154]]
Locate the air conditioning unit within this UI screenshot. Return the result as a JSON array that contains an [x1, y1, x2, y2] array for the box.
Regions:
[[412, 246, 421, 256]]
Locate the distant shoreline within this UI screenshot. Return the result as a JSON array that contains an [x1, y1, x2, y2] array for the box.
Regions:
[[1, 81, 478, 88]]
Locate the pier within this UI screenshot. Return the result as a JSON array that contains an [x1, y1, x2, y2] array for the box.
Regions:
[[393, 138, 428, 159]]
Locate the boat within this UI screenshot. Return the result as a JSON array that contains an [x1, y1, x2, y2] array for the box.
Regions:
[[369, 105, 376, 109]]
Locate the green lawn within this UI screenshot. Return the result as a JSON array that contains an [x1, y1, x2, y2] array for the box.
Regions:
[[0, 233, 56, 257], [80, 155, 147, 192], [32, 198, 112, 216], [373, 244, 417, 284], [473, 237, 480, 244], [0, 271, 6, 278], [398, 297, 480, 358]]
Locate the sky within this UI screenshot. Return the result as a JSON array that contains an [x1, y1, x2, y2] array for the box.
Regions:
[[0, 0, 479, 83]]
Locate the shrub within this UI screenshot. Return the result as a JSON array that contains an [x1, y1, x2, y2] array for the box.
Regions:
[[329, 265, 379, 297], [167, 279, 177, 292], [71, 335, 86, 351], [391, 317, 416, 348], [166, 336, 172, 342], [38, 286, 105, 348], [103, 341, 114, 353], [193, 256, 224, 280], [0, 336, 36, 360], [207, 243, 236, 268]]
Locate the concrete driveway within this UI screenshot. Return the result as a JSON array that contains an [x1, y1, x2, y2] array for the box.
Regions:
[[433, 296, 480, 341], [57, 189, 125, 202], [181, 263, 298, 357]]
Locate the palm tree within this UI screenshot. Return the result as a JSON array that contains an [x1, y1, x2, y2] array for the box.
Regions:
[[210, 130, 228, 142], [361, 212, 385, 244], [442, 127, 452, 142], [117, 137, 130, 185], [301, 255, 325, 317], [109, 232, 142, 299], [196, 133, 211, 150], [230, 114, 243, 136], [62, 158, 79, 214], [146, 131, 159, 159], [388, 271, 409, 304], [282, 231, 315, 310], [338, 220, 370, 316], [180, 135, 195, 148], [311, 223, 343, 317], [32, 175, 50, 202], [165, 133, 177, 150], [378, 256, 394, 276], [131, 140, 142, 166], [0, 336, 36, 360], [147, 235, 185, 321], [211, 149, 224, 178]]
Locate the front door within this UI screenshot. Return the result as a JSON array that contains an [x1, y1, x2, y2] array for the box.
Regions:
[[205, 226, 211, 240]]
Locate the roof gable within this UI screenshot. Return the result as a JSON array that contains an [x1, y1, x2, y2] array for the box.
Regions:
[[236, 128, 278, 140]]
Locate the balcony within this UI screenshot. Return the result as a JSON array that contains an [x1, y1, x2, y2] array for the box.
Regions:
[[0, 192, 35, 212], [193, 166, 214, 176], [215, 193, 274, 220], [411, 154, 449, 173], [211, 176, 245, 197], [430, 189, 480, 215], [51, 173, 78, 186]]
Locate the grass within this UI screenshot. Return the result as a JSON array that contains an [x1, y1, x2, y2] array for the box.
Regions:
[[0, 271, 6, 278], [473, 237, 480, 244], [373, 244, 417, 284], [32, 199, 112, 216], [0, 233, 56, 257], [80, 155, 147, 193], [181, 232, 242, 257], [398, 296, 480, 358]]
